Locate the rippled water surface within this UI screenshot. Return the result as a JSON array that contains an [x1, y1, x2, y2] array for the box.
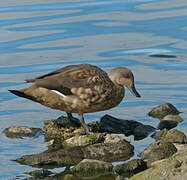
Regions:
[[1, 0, 187, 179]]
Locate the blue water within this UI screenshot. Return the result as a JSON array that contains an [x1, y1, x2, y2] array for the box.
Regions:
[[0, 0, 187, 179]]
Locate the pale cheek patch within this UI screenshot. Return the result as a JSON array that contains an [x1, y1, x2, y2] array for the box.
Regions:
[[52, 90, 66, 97]]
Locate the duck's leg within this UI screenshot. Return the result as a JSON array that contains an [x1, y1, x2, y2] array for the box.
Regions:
[[79, 113, 92, 134], [67, 113, 81, 126]]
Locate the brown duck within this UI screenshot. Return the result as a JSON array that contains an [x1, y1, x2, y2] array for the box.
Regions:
[[9, 64, 141, 134]]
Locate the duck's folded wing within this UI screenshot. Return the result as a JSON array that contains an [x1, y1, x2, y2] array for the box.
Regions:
[[32, 67, 99, 95], [25, 65, 79, 83]]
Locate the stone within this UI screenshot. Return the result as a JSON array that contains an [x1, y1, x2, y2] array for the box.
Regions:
[[148, 103, 181, 119], [129, 146, 187, 180], [152, 129, 187, 144], [16, 139, 134, 168], [72, 159, 113, 177], [89, 114, 143, 135], [28, 169, 53, 179], [62, 133, 104, 148], [114, 159, 147, 178], [104, 133, 130, 143], [139, 140, 177, 167], [162, 115, 183, 122], [157, 120, 178, 130], [133, 125, 155, 140], [3, 126, 43, 139]]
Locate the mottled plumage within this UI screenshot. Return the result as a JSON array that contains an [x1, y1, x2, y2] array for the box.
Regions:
[[9, 64, 141, 134]]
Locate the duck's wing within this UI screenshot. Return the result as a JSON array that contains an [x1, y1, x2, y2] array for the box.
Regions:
[[25, 64, 79, 83], [28, 64, 107, 96]]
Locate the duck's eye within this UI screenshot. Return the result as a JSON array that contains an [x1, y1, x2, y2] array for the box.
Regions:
[[124, 74, 129, 78]]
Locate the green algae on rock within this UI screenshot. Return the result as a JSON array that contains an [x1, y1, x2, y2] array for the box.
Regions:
[[72, 159, 113, 178], [139, 140, 177, 167], [152, 129, 187, 144], [130, 145, 187, 180]]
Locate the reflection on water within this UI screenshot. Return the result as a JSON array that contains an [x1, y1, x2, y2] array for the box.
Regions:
[[0, 0, 187, 179]]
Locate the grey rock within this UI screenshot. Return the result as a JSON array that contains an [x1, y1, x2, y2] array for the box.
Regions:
[[130, 146, 187, 180], [152, 129, 187, 144], [16, 139, 134, 168], [72, 159, 113, 177], [62, 133, 104, 148], [114, 159, 147, 178], [104, 133, 130, 143], [139, 140, 177, 167], [148, 103, 181, 119], [3, 126, 43, 139]]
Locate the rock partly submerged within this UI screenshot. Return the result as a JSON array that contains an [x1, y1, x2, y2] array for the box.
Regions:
[[3, 126, 43, 139], [114, 159, 147, 178], [139, 140, 177, 167], [148, 103, 181, 120], [16, 133, 134, 168], [152, 129, 187, 144], [130, 145, 187, 180]]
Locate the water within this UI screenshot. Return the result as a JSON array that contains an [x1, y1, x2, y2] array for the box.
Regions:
[[0, 0, 187, 179]]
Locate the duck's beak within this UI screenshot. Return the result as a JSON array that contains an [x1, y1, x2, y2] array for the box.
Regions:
[[127, 84, 141, 98]]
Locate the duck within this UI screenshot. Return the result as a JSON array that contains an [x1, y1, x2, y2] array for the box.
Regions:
[[9, 64, 141, 134]]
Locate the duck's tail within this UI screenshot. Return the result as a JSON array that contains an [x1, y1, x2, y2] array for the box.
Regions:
[[8, 90, 38, 103]]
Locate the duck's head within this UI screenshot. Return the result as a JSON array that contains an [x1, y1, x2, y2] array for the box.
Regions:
[[109, 67, 141, 97]]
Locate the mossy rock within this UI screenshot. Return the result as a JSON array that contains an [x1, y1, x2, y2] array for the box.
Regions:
[[72, 159, 113, 177], [152, 129, 187, 144]]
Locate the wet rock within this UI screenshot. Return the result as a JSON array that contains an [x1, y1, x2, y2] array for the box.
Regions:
[[130, 146, 187, 180], [62, 133, 104, 148], [148, 103, 181, 119], [27, 169, 53, 179], [3, 126, 43, 139], [16, 139, 134, 168], [133, 125, 155, 140], [89, 114, 143, 135], [114, 159, 147, 178], [139, 140, 177, 167], [152, 129, 187, 144], [115, 175, 125, 180], [157, 120, 178, 130], [104, 133, 130, 143], [44, 114, 143, 142], [72, 159, 113, 177], [157, 115, 183, 130]]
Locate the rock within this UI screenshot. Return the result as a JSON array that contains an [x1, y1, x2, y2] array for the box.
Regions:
[[162, 115, 183, 122], [72, 159, 113, 177], [43, 116, 84, 142], [148, 103, 181, 119], [3, 126, 43, 138], [157, 120, 178, 130], [114, 159, 147, 178], [27, 169, 53, 179], [104, 133, 130, 143], [152, 129, 187, 144], [62, 133, 105, 148], [133, 125, 155, 140], [16, 139, 134, 168], [44, 114, 143, 142], [130, 146, 187, 180], [139, 140, 177, 167], [89, 114, 143, 135], [115, 175, 125, 180]]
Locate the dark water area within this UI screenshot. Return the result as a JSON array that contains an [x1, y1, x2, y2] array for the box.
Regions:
[[0, 0, 187, 179]]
